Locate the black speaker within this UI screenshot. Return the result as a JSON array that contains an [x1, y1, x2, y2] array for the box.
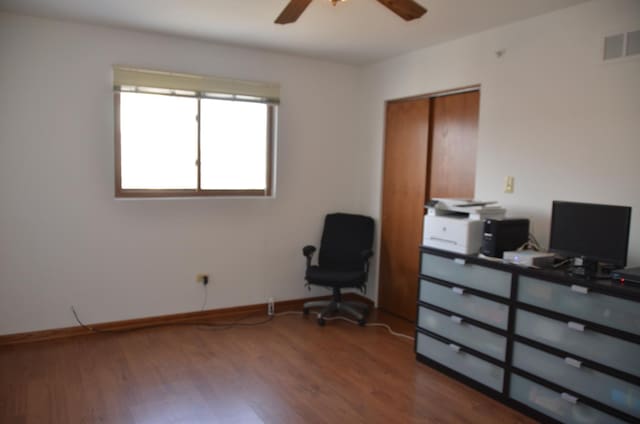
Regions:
[[481, 219, 530, 258]]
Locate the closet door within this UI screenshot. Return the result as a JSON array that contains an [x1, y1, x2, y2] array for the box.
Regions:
[[429, 91, 479, 199], [378, 90, 479, 321], [378, 98, 430, 320]]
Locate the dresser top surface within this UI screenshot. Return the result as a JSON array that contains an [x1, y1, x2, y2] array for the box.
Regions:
[[420, 246, 640, 301]]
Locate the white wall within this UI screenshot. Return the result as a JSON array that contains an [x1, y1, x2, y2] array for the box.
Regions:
[[0, 13, 365, 334], [360, 0, 640, 301], [2, 0, 639, 334]]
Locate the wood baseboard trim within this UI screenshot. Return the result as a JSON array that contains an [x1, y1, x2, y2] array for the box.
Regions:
[[0, 293, 373, 346]]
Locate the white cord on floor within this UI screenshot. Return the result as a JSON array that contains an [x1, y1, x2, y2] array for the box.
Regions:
[[72, 303, 414, 340], [266, 309, 414, 341], [366, 322, 415, 341], [272, 309, 414, 341], [320, 315, 415, 341], [272, 310, 304, 317]]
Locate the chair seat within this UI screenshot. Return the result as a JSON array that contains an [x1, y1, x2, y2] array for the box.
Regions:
[[305, 266, 366, 288]]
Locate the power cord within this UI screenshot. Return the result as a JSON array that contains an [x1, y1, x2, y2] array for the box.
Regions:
[[70, 306, 273, 334], [272, 310, 305, 317], [516, 234, 542, 252], [71, 307, 414, 341], [321, 315, 415, 341], [528, 233, 542, 251], [200, 283, 208, 312], [552, 258, 571, 269], [274, 310, 414, 341]]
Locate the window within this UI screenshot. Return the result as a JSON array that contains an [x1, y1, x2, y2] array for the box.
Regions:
[[113, 67, 278, 197]]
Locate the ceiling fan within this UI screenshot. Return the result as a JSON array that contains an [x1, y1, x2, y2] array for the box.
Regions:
[[275, 0, 427, 24]]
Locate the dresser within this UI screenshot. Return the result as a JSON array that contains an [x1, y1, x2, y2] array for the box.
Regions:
[[416, 247, 640, 424]]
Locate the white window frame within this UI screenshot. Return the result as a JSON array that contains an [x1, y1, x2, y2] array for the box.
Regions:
[[113, 66, 279, 198]]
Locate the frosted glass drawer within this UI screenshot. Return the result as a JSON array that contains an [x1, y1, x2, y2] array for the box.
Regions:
[[515, 309, 640, 378], [510, 374, 626, 424], [513, 342, 640, 418], [418, 306, 507, 361], [420, 280, 509, 330], [416, 332, 504, 392], [421, 253, 511, 297], [518, 276, 640, 336]]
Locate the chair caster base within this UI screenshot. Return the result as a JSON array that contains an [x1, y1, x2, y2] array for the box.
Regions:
[[303, 298, 369, 327]]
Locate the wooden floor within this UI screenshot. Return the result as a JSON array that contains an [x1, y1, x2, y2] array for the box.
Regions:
[[0, 309, 534, 423]]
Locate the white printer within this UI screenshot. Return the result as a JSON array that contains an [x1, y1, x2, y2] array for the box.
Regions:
[[423, 199, 506, 255]]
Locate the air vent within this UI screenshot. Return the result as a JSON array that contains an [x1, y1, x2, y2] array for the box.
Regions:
[[603, 30, 640, 61], [604, 34, 624, 60], [626, 30, 640, 57]]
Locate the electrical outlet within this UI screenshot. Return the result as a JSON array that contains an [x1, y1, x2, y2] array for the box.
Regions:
[[267, 297, 275, 316], [196, 274, 209, 285]]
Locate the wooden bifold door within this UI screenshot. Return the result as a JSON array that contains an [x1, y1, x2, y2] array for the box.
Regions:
[[378, 89, 480, 321]]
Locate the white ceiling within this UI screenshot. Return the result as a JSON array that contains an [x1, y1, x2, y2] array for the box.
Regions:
[[0, 0, 589, 65]]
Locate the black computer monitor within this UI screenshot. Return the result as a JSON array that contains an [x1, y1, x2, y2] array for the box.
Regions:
[[549, 201, 631, 269]]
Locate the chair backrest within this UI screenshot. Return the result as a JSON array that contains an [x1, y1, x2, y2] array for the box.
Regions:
[[318, 213, 375, 271]]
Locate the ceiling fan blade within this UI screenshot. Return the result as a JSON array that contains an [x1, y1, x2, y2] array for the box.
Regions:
[[376, 0, 427, 21], [275, 0, 314, 24]]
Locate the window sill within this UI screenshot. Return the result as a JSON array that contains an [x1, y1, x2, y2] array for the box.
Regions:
[[115, 189, 272, 198]]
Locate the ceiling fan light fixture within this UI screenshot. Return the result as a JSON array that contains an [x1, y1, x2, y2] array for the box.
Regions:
[[330, 0, 347, 5]]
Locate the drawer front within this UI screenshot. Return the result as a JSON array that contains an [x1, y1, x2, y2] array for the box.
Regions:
[[420, 280, 509, 330], [515, 309, 640, 378], [510, 374, 626, 424], [416, 332, 504, 392], [519, 276, 640, 336], [418, 306, 507, 361], [420, 253, 512, 298], [513, 342, 640, 418]]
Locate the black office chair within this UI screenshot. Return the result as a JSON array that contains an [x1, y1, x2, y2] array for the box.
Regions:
[[302, 213, 375, 326]]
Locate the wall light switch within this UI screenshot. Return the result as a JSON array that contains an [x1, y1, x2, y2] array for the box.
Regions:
[[504, 176, 514, 193]]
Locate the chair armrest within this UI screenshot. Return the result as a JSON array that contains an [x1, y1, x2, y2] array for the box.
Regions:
[[361, 249, 373, 261], [361, 249, 374, 274], [303, 245, 316, 257], [302, 245, 316, 268]]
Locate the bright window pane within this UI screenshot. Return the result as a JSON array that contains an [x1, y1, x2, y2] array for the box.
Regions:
[[200, 100, 268, 190], [120, 92, 198, 189]]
